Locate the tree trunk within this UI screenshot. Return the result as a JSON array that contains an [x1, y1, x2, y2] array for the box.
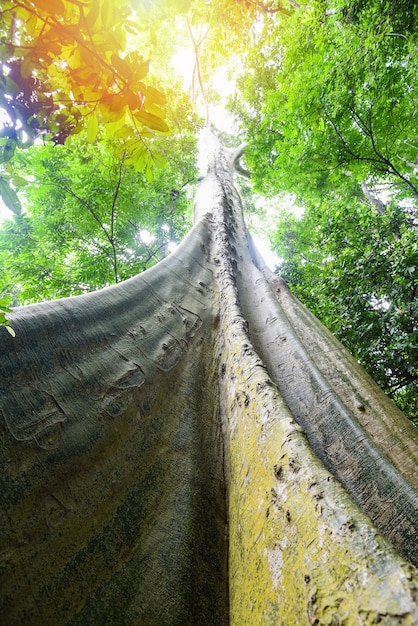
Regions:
[[1, 131, 418, 624]]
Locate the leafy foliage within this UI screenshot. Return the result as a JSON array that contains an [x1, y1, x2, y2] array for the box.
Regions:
[[0, 93, 198, 304], [274, 199, 418, 423], [0, 0, 170, 146], [0, 0, 173, 214], [234, 0, 418, 202], [231, 0, 418, 420], [0, 0, 205, 326]]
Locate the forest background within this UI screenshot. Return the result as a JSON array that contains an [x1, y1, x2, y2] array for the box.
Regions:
[[0, 0, 417, 423]]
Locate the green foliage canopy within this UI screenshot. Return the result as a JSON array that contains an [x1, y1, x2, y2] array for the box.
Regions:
[[235, 0, 418, 201], [232, 0, 418, 421], [0, 90, 198, 303]]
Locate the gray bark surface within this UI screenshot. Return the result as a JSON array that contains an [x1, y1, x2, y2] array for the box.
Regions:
[[0, 131, 417, 624]]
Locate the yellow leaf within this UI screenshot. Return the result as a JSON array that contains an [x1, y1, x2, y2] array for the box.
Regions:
[[135, 83, 166, 107], [86, 111, 98, 143], [134, 111, 169, 133], [144, 102, 164, 117], [130, 60, 150, 82], [85, 1, 101, 29], [100, 101, 128, 134], [26, 12, 40, 36], [143, 85, 167, 106], [15, 6, 30, 20], [34, 0, 65, 16], [67, 46, 81, 70], [118, 26, 126, 51], [79, 47, 98, 71], [20, 54, 35, 79], [124, 89, 141, 110], [6, 326, 15, 338], [111, 54, 132, 80], [101, 0, 111, 28]]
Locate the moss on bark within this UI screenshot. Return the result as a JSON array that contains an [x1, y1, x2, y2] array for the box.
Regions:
[[0, 132, 417, 623]]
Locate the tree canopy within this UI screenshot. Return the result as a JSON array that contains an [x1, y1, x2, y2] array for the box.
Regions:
[[0, 0, 417, 421], [0, 0, 172, 171], [0, 91, 198, 302], [232, 0, 418, 422]]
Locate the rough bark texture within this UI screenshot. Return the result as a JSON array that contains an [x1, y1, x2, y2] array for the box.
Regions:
[[1, 131, 418, 624]]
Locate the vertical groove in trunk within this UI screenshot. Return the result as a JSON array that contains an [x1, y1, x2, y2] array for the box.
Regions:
[[196, 135, 418, 622], [0, 131, 417, 624], [0, 223, 229, 625], [202, 136, 418, 567]]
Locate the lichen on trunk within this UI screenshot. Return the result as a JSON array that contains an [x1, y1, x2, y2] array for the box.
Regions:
[[0, 131, 417, 624]]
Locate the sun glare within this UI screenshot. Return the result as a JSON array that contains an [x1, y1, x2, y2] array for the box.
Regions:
[[170, 47, 237, 133]]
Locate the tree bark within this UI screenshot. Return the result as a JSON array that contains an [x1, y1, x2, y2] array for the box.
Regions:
[[1, 131, 418, 624], [361, 181, 387, 214]]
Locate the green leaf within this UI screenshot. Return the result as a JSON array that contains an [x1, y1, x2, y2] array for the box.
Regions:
[[11, 174, 28, 187], [86, 112, 99, 143], [134, 111, 169, 133], [0, 299, 13, 313], [0, 177, 22, 215], [145, 162, 153, 182]]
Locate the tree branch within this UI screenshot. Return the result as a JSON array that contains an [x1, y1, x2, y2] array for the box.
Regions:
[[324, 107, 418, 199], [187, 19, 210, 127], [350, 102, 418, 199], [230, 143, 251, 179], [109, 152, 126, 284], [360, 182, 386, 215], [49, 179, 126, 283]]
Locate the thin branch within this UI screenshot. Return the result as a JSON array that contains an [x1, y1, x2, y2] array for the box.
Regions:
[[186, 18, 210, 127], [324, 107, 418, 199], [384, 33, 408, 40], [348, 101, 418, 198], [48, 179, 131, 283], [140, 241, 170, 267], [52, 181, 111, 240], [230, 143, 252, 179], [387, 373, 418, 393], [109, 152, 126, 284]]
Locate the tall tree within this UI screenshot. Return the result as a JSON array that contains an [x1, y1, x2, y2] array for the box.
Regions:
[[1, 130, 418, 624], [271, 194, 418, 423], [1, 0, 418, 623]]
